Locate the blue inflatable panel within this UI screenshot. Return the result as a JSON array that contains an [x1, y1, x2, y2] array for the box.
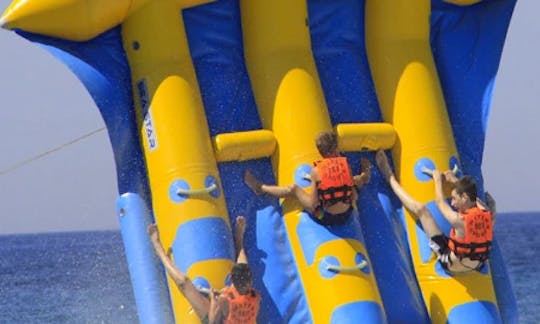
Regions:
[[296, 211, 366, 266], [117, 193, 173, 324], [16, 29, 148, 197], [431, 0, 517, 181], [447, 300, 502, 324], [172, 217, 235, 273], [331, 301, 386, 324]]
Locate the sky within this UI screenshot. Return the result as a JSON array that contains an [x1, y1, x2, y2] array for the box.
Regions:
[[0, 1, 538, 234]]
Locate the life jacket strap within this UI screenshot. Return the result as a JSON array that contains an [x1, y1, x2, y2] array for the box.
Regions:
[[318, 185, 353, 206], [451, 239, 492, 262]]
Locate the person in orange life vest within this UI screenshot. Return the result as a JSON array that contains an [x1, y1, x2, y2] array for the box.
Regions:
[[376, 150, 495, 274], [442, 168, 497, 225], [208, 263, 259, 323], [244, 131, 371, 225], [148, 216, 260, 324]]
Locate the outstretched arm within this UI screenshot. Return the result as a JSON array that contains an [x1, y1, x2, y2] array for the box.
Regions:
[[148, 224, 188, 287], [209, 290, 228, 324], [433, 170, 461, 227], [353, 158, 371, 190], [148, 224, 210, 320]]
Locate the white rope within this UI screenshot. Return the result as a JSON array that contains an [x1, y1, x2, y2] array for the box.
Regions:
[[0, 127, 106, 176]]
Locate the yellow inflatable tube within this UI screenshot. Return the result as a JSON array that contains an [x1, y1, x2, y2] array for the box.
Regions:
[[365, 0, 499, 323], [0, 0, 217, 41], [240, 0, 384, 322], [122, 1, 231, 322]]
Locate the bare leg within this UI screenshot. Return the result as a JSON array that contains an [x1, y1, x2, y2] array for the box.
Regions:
[[291, 183, 321, 212], [148, 224, 210, 320], [375, 151, 442, 238], [244, 170, 296, 198], [244, 170, 264, 195], [234, 216, 248, 264]]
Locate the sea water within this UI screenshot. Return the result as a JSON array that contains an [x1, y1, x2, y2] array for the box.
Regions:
[[0, 213, 538, 323]]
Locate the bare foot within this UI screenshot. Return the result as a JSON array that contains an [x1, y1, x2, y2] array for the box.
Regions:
[[234, 216, 247, 256], [375, 150, 393, 181], [235, 216, 247, 238], [244, 170, 264, 195], [148, 224, 159, 241]]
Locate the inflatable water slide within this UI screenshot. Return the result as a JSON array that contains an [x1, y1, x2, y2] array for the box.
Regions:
[[1, 0, 519, 323]]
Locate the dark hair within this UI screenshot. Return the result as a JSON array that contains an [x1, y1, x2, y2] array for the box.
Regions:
[[316, 131, 338, 157], [454, 176, 478, 202], [231, 263, 252, 291]]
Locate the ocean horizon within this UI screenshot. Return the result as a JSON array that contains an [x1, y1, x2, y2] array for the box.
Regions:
[[0, 212, 538, 323]]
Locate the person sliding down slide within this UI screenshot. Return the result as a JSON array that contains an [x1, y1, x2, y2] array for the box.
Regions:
[[245, 131, 371, 226], [148, 216, 260, 323], [376, 150, 495, 274]]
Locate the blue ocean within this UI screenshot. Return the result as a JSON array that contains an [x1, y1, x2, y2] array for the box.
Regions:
[[1, 212, 538, 324]]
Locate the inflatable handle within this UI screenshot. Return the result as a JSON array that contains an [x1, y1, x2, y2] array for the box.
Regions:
[[335, 122, 396, 152], [421, 164, 459, 177], [176, 183, 218, 196], [213, 130, 276, 162], [326, 260, 368, 274], [196, 287, 211, 296]]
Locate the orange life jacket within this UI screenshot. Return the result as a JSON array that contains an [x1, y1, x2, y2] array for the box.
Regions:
[[314, 157, 355, 207], [449, 207, 493, 262], [222, 286, 260, 324]]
